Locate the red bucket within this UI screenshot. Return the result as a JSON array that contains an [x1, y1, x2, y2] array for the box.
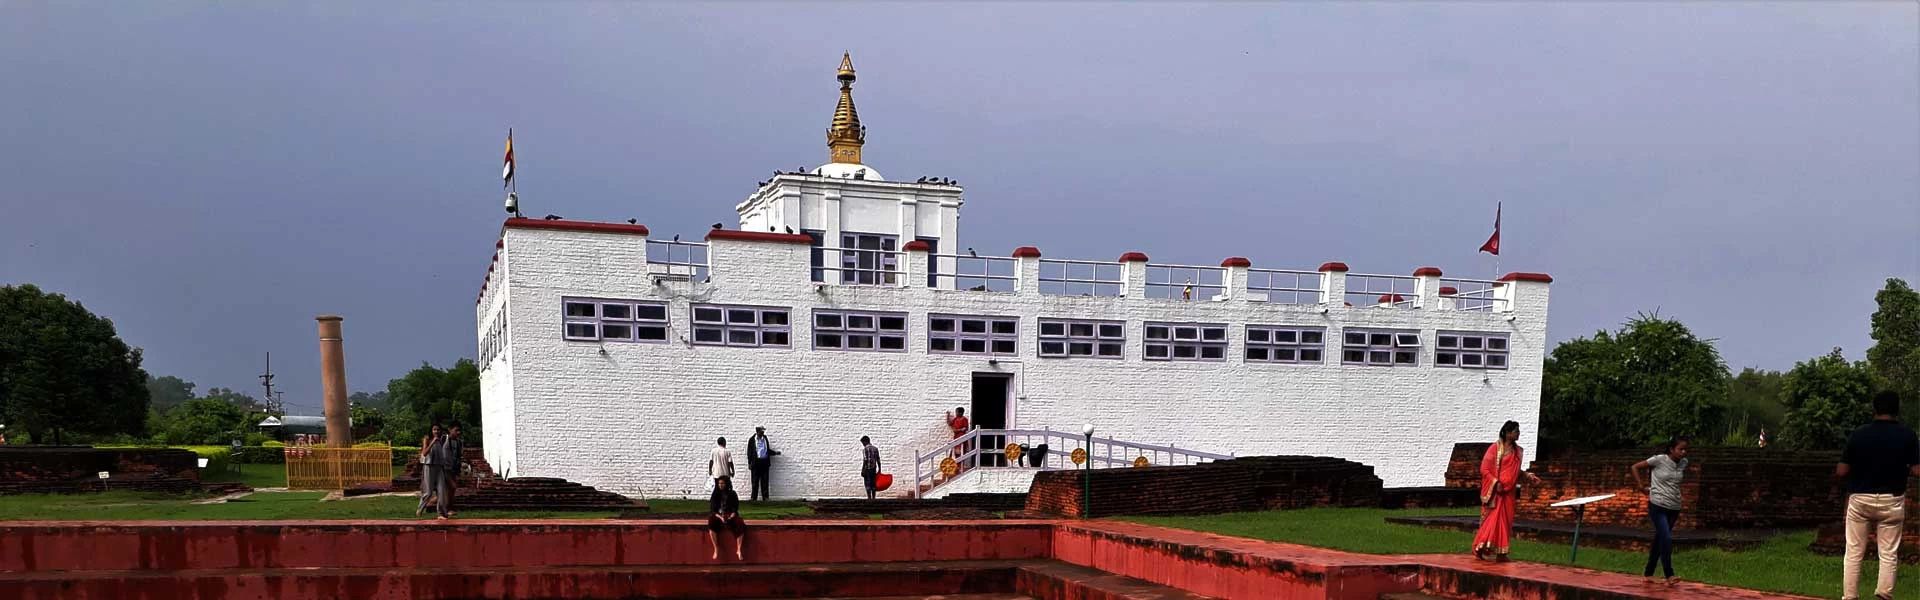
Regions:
[[874, 473, 893, 491]]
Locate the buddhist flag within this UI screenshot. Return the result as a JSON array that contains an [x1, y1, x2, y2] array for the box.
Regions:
[[501, 129, 515, 188], [1478, 202, 1501, 256]]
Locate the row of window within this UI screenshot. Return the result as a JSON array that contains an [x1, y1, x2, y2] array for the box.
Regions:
[[559, 298, 1510, 368]]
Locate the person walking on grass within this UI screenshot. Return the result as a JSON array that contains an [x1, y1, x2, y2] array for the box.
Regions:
[[1836, 391, 1919, 600], [1632, 436, 1691, 586], [707, 476, 746, 561], [1470, 420, 1540, 562], [428, 423, 462, 519], [415, 423, 443, 517], [860, 436, 881, 500]]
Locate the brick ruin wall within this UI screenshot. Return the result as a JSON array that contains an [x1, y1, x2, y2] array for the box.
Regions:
[[0, 447, 202, 495], [1026, 456, 1381, 518]]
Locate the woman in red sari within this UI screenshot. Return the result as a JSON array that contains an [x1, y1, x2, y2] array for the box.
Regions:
[[1472, 420, 1541, 561]]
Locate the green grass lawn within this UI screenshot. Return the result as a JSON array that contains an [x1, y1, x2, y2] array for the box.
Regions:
[[0, 491, 816, 522], [1125, 507, 1915, 599], [201, 463, 289, 489]]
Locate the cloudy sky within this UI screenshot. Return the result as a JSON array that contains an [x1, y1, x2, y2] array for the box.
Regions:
[[2, 3, 1914, 412]]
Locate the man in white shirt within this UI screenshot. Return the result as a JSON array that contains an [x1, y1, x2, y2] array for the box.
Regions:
[[709, 437, 734, 487]]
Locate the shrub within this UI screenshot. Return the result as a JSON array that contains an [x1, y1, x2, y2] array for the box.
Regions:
[[230, 446, 285, 464], [262, 440, 284, 448], [391, 446, 420, 466], [183, 447, 232, 474], [242, 432, 275, 447]]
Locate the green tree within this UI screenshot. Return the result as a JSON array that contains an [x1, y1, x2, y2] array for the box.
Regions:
[[348, 390, 392, 411], [1866, 278, 1920, 427], [387, 359, 480, 443], [0, 284, 151, 444], [349, 402, 388, 441], [145, 375, 197, 413], [1779, 348, 1877, 449], [155, 397, 248, 445], [200, 387, 262, 411], [1541, 314, 1729, 450], [1719, 367, 1787, 442]]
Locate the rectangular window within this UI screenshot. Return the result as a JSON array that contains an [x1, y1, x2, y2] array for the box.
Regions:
[[1245, 325, 1326, 364], [840, 232, 899, 285], [815, 309, 909, 352], [1145, 322, 1228, 362], [930, 314, 1019, 356], [562, 298, 668, 343], [1437, 331, 1509, 369], [1038, 318, 1124, 359], [804, 230, 827, 283], [1342, 328, 1419, 366], [690, 304, 790, 348]]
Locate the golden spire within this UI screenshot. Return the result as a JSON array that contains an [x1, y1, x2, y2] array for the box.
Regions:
[[827, 51, 865, 165]]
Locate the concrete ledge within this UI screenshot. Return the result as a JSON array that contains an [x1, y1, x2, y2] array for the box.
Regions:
[[0, 520, 1053, 572]]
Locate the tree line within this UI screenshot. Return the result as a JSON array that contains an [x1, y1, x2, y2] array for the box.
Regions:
[[1539, 278, 1918, 453], [0, 284, 481, 446]]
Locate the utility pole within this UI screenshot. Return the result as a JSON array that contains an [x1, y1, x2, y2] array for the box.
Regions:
[[259, 352, 283, 417]]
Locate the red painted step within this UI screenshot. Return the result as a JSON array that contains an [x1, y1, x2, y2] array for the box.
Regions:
[[0, 560, 1022, 600]]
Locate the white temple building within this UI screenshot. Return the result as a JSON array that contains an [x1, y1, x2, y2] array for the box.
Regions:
[[475, 54, 1552, 499]]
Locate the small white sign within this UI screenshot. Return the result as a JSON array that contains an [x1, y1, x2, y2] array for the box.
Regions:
[[97, 471, 109, 480]]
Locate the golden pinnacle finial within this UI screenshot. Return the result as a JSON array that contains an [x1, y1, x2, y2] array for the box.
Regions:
[[827, 52, 865, 164]]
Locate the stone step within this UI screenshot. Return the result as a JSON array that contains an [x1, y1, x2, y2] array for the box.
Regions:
[[0, 560, 1025, 600], [1015, 561, 1216, 600]]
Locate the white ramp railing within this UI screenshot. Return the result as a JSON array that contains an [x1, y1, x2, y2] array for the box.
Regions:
[[910, 427, 1233, 498]]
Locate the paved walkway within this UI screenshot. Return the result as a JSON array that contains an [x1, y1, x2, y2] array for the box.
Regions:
[[1071, 521, 1819, 600]]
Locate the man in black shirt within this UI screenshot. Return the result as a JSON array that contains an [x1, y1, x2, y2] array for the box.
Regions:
[[1835, 391, 1920, 600]]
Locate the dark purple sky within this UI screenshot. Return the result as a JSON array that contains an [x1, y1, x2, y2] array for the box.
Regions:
[[2, 3, 1914, 414]]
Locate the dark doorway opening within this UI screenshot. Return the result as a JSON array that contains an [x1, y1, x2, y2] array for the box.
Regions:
[[971, 373, 1011, 467]]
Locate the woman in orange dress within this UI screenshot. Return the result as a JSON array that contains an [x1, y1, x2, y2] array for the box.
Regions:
[[1472, 420, 1541, 561]]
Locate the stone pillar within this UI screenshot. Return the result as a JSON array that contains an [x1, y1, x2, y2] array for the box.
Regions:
[[315, 315, 351, 448], [1119, 252, 1150, 298], [1013, 246, 1042, 295], [1221, 257, 1251, 301], [1412, 267, 1443, 309], [1317, 262, 1349, 307]]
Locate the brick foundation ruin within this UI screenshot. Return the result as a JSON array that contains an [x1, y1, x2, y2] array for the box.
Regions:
[[1025, 455, 1381, 518], [0, 446, 205, 495]]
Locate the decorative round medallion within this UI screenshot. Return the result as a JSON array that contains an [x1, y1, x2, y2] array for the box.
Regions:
[[1004, 443, 1023, 463], [939, 457, 959, 477], [1070, 448, 1088, 466], [1133, 456, 1150, 468]]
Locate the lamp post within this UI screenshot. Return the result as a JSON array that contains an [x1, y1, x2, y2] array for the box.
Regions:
[[1081, 423, 1094, 518]]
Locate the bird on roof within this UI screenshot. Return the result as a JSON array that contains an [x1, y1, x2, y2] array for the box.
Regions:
[[626, 218, 637, 224], [543, 214, 563, 220], [968, 248, 978, 258], [768, 227, 776, 232], [784, 226, 794, 234], [672, 234, 680, 242], [712, 223, 723, 230], [916, 176, 927, 184]]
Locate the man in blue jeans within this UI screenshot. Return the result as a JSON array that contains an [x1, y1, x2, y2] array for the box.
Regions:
[[1835, 391, 1920, 600]]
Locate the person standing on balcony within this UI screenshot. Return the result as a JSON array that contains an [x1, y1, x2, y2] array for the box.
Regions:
[[747, 426, 779, 502], [1834, 391, 1918, 600], [860, 436, 881, 500], [1470, 420, 1540, 562], [1632, 436, 1691, 585]]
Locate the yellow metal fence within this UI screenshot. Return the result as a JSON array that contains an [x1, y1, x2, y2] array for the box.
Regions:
[[284, 446, 395, 490]]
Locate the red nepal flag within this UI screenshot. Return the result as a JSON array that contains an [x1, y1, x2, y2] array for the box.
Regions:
[[1478, 202, 1501, 256]]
